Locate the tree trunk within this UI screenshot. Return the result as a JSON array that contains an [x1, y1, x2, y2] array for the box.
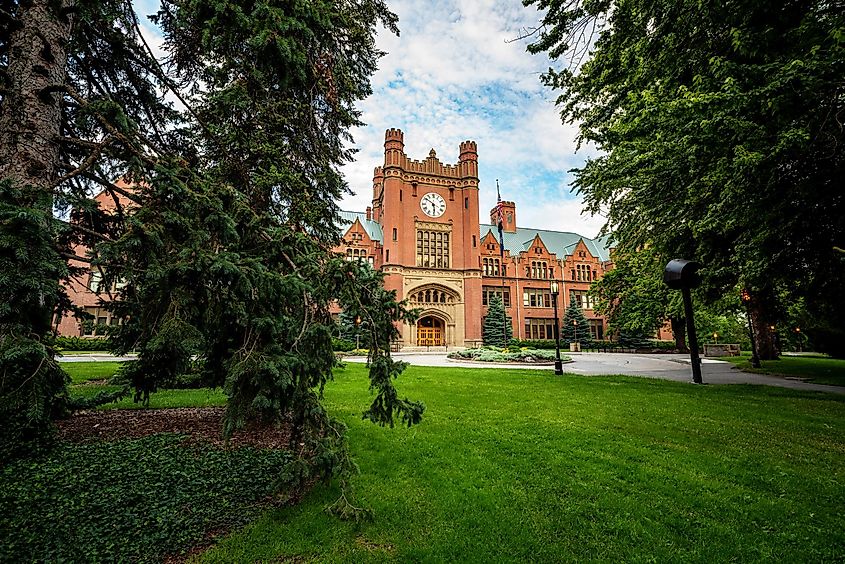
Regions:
[[0, 0, 72, 334], [0, 0, 71, 191], [670, 316, 688, 352], [750, 302, 779, 360]]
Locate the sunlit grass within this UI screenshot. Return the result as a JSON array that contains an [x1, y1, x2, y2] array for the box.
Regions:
[[199, 363, 845, 562]]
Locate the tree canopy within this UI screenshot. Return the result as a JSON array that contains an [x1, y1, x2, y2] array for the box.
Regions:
[[526, 0, 845, 356], [1, 0, 423, 508]]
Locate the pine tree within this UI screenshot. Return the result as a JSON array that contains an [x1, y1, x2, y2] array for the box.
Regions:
[[561, 301, 591, 345], [1, 0, 423, 507], [482, 294, 512, 347]]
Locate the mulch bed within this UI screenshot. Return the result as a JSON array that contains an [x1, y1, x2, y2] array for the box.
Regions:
[[57, 407, 293, 450]]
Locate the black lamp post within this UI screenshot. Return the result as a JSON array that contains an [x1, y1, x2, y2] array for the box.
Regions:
[[550, 281, 563, 375], [573, 319, 578, 344], [740, 289, 761, 368]]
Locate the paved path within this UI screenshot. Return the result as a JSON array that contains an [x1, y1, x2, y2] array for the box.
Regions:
[[345, 352, 845, 395], [57, 351, 844, 395]]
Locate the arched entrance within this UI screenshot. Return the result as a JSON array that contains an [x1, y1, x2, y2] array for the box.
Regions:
[[417, 316, 445, 346]]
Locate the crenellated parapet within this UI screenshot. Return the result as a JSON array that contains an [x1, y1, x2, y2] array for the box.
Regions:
[[382, 129, 478, 182]]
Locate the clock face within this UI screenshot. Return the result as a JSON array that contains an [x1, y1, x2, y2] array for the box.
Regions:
[[420, 192, 446, 218]]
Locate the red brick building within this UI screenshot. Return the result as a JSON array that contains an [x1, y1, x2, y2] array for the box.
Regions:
[[335, 129, 613, 347], [57, 130, 615, 347]]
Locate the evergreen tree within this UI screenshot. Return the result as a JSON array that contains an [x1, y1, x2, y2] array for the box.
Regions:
[[561, 301, 590, 345], [482, 294, 512, 347], [526, 0, 845, 357], [1, 0, 424, 508]]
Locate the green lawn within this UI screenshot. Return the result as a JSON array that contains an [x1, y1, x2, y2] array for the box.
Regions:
[[722, 353, 845, 386], [62, 361, 124, 383], [198, 363, 845, 563]]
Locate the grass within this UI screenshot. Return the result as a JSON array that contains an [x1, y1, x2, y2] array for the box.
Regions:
[[199, 363, 845, 563], [722, 353, 845, 386], [65, 361, 227, 408], [62, 361, 124, 383]]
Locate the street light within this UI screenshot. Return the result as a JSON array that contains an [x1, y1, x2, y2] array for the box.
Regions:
[[573, 319, 578, 343], [795, 327, 803, 353], [354, 315, 361, 350], [740, 289, 761, 368], [713, 332, 719, 344], [550, 281, 563, 375]]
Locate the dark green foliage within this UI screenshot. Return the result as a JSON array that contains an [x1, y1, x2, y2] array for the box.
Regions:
[[332, 338, 356, 352], [526, 0, 845, 357], [561, 301, 591, 346], [2, 0, 421, 506], [482, 294, 512, 347], [54, 336, 111, 352], [0, 434, 291, 563], [0, 181, 69, 461], [338, 309, 371, 345]]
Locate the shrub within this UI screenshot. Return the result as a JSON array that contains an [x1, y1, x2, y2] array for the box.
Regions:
[[332, 338, 355, 352], [448, 348, 568, 363], [54, 336, 111, 352]]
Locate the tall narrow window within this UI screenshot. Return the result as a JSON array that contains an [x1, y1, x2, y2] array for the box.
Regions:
[[464, 197, 469, 209], [472, 235, 477, 247], [392, 228, 397, 241]]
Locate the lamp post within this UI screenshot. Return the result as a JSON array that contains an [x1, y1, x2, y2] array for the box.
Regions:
[[740, 289, 761, 368], [573, 319, 578, 343], [713, 332, 719, 344], [550, 281, 563, 375], [354, 315, 361, 350], [795, 327, 802, 353]]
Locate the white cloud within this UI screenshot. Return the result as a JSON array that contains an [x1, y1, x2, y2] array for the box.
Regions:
[[340, 0, 604, 239]]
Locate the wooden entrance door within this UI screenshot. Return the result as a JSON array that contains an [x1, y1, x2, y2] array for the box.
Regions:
[[417, 326, 443, 346]]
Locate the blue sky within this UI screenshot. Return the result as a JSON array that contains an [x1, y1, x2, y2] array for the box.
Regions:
[[135, 0, 605, 237], [342, 0, 605, 237]]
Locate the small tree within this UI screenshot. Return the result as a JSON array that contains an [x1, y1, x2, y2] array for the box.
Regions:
[[483, 294, 512, 347], [561, 301, 590, 345]]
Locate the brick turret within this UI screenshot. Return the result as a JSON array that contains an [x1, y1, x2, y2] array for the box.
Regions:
[[490, 201, 517, 233], [459, 140, 478, 179]]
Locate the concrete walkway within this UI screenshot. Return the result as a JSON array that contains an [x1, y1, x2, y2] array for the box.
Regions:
[[345, 351, 845, 395], [56, 351, 844, 395]]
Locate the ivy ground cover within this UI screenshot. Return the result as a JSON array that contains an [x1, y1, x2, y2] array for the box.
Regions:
[[203, 363, 845, 562]]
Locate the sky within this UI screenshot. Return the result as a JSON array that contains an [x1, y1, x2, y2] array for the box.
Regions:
[[341, 0, 606, 237], [135, 0, 606, 238]]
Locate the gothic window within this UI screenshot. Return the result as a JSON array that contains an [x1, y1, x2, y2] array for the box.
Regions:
[[416, 229, 450, 269]]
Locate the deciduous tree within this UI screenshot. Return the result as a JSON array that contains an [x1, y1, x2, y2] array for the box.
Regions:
[[525, 0, 845, 357]]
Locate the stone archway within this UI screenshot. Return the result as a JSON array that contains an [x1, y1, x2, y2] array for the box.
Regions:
[[406, 284, 460, 346]]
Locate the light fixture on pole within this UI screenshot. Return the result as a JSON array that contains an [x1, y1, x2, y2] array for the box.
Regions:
[[713, 332, 718, 344], [550, 281, 563, 375], [740, 289, 761, 368], [354, 315, 361, 350], [795, 327, 802, 353], [573, 319, 578, 344]]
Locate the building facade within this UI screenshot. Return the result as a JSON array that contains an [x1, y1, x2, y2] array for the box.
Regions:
[[56, 131, 614, 347], [335, 129, 613, 347]]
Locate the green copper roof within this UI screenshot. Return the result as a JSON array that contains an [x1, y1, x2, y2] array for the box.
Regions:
[[338, 210, 383, 242], [479, 224, 611, 262]]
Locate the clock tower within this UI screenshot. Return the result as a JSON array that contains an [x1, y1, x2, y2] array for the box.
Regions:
[[371, 129, 483, 347]]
